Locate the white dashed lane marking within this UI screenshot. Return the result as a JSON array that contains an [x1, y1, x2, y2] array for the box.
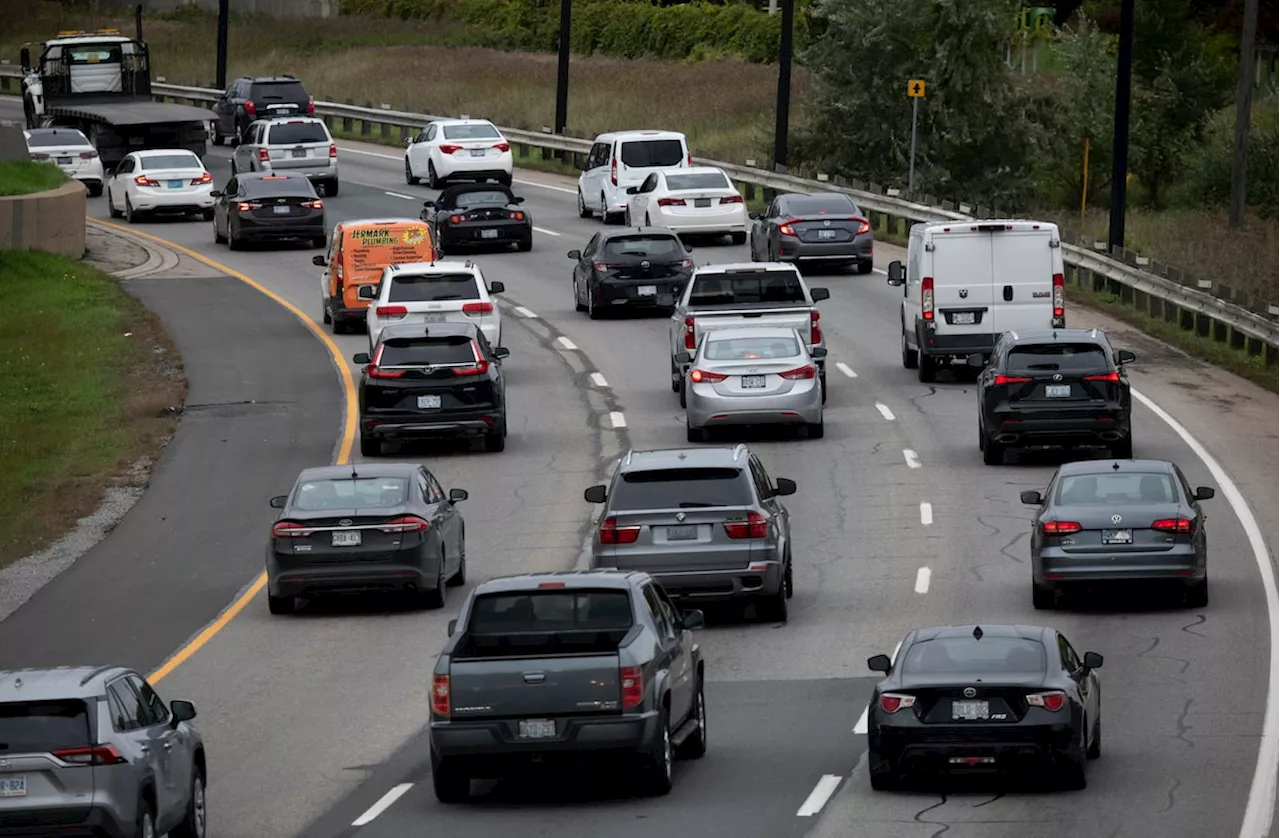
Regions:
[[590, 372, 608, 387], [513, 306, 537, 318], [875, 402, 895, 421], [533, 226, 562, 237], [383, 191, 415, 201], [903, 449, 921, 468], [556, 336, 578, 350], [796, 774, 843, 817], [914, 566, 932, 594], [351, 783, 414, 826], [609, 411, 627, 429], [835, 362, 857, 378], [920, 502, 933, 526]]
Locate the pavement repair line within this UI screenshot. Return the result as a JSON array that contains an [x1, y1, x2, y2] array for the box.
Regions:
[[383, 191, 415, 201], [514, 306, 537, 318]]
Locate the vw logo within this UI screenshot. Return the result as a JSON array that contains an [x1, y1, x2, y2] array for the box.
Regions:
[[1052, 373, 1063, 381], [1111, 514, 1123, 525], [675, 512, 686, 522], [958, 289, 968, 299], [822, 219, 831, 227], [640, 260, 651, 268], [339, 519, 352, 526], [963, 687, 977, 698]]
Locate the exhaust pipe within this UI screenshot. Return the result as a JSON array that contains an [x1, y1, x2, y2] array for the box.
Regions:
[[996, 433, 1019, 443], [1099, 431, 1121, 442]]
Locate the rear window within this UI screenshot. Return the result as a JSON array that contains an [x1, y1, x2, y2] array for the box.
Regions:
[[250, 80, 308, 102], [1056, 472, 1177, 505], [469, 590, 634, 634], [619, 139, 685, 168], [442, 123, 501, 140], [267, 122, 329, 145], [611, 467, 752, 509], [378, 336, 476, 366], [292, 477, 409, 511], [139, 153, 202, 170], [68, 47, 120, 64], [243, 176, 316, 197], [0, 700, 91, 753], [387, 274, 480, 303], [1007, 342, 1109, 372], [26, 130, 89, 147], [665, 172, 730, 191], [688, 270, 806, 306], [787, 195, 858, 215], [602, 235, 684, 259], [901, 638, 1047, 675], [450, 189, 510, 206], [704, 335, 800, 361]]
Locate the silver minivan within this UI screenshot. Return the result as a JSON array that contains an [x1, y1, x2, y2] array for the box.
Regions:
[[577, 130, 691, 225], [232, 115, 340, 196]]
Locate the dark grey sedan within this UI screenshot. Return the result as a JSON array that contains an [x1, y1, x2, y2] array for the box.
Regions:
[[265, 462, 468, 614], [1022, 459, 1214, 610], [747, 191, 874, 273]]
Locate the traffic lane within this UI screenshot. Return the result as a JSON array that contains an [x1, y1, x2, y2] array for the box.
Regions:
[[0, 274, 340, 672], [315, 678, 873, 838]]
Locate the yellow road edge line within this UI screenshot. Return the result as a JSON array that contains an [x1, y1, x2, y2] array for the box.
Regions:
[[87, 218, 359, 683]]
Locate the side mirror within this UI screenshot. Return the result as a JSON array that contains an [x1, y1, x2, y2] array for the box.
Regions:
[[674, 351, 692, 365], [488, 281, 506, 294], [269, 495, 288, 509], [625, 187, 639, 195], [448, 488, 468, 503], [774, 477, 797, 496], [352, 352, 371, 365], [966, 352, 986, 368], [20, 47, 31, 73], [567, 249, 582, 260], [810, 346, 828, 359], [406, 137, 414, 146], [748, 211, 761, 220], [447, 619, 457, 636], [809, 287, 830, 303], [423, 200, 434, 211], [169, 700, 197, 724], [210, 190, 222, 198], [1019, 490, 1043, 506], [312, 254, 327, 266], [886, 260, 905, 286], [356, 285, 377, 300], [492, 346, 511, 360], [1115, 349, 1137, 365], [1082, 651, 1103, 670], [584, 485, 607, 504], [686, 244, 694, 252], [513, 196, 526, 204], [681, 609, 706, 630], [867, 654, 892, 673], [1193, 486, 1215, 501]]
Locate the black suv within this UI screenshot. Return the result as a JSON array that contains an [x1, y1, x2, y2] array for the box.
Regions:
[[352, 322, 510, 456], [569, 227, 695, 318], [211, 75, 314, 145], [970, 328, 1135, 465]]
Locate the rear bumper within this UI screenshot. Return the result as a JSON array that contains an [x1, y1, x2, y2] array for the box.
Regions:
[[593, 561, 784, 601], [687, 383, 822, 428], [777, 234, 873, 262], [262, 162, 338, 180], [268, 552, 438, 597], [436, 156, 514, 180], [651, 206, 748, 235], [235, 217, 326, 240], [1036, 544, 1202, 584], [915, 318, 996, 357], [430, 711, 658, 760], [441, 221, 530, 244], [597, 278, 687, 308], [988, 409, 1130, 445], [361, 408, 504, 440], [871, 722, 1077, 768], [0, 803, 130, 838], [131, 188, 215, 212]]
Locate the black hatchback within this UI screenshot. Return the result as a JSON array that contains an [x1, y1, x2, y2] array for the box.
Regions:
[[212, 172, 326, 250], [569, 227, 694, 318], [353, 322, 510, 456]]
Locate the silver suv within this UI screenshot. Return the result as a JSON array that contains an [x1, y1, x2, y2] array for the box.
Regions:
[[0, 666, 206, 838], [585, 444, 797, 622], [231, 115, 339, 196]]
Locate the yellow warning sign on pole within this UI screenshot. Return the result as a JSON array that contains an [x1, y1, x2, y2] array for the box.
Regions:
[[908, 79, 926, 98]]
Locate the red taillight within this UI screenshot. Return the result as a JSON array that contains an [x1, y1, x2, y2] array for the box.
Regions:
[[190, 171, 213, 185], [379, 516, 430, 533], [449, 215, 467, 225], [271, 521, 312, 538], [610, 157, 618, 186], [301, 199, 323, 209], [593, 262, 612, 273], [778, 219, 799, 236], [439, 144, 463, 155], [778, 365, 816, 380], [680, 259, 693, 269], [687, 152, 693, 166], [244, 100, 256, 116], [1027, 690, 1066, 712], [307, 96, 315, 114], [52, 745, 126, 766], [690, 368, 728, 383], [683, 316, 696, 350], [810, 310, 822, 344], [620, 666, 644, 709], [658, 197, 686, 207], [723, 511, 768, 539], [921, 276, 935, 321], [432, 674, 450, 716], [79, 151, 98, 160], [994, 374, 1032, 385], [258, 147, 270, 162], [854, 217, 871, 235], [451, 340, 491, 377], [879, 693, 916, 714], [1152, 517, 1195, 534], [236, 201, 261, 212], [462, 302, 494, 314], [1052, 272, 1065, 318], [599, 516, 640, 545], [538, 581, 567, 589], [375, 305, 408, 317], [1083, 371, 1120, 382], [1041, 520, 1082, 536], [367, 366, 406, 379], [134, 175, 159, 187], [493, 142, 510, 152], [509, 210, 526, 221], [719, 195, 744, 204], [329, 143, 337, 159]]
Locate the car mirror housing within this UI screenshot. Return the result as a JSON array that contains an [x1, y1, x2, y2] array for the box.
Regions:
[[774, 477, 797, 496], [269, 495, 288, 508], [867, 654, 892, 673], [584, 485, 607, 503], [1082, 651, 1103, 669]]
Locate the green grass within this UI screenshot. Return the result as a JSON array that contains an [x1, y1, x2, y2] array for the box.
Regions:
[[0, 161, 66, 197], [0, 250, 186, 568]]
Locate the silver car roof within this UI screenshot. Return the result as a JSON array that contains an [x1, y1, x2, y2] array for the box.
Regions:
[[0, 665, 131, 701]]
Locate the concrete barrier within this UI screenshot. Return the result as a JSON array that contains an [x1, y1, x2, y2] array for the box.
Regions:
[[0, 181, 87, 258]]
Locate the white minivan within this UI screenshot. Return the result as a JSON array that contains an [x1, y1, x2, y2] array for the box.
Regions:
[[577, 130, 691, 225], [886, 220, 1066, 382]]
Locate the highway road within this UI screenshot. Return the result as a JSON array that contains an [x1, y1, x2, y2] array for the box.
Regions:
[[0, 97, 1275, 838]]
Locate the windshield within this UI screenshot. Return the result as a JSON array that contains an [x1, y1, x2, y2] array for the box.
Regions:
[[469, 590, 633, 634], [901, 637, 1047, 675], [688, 270, 806, 305], [704, 335, 800, 361], [665, 172, 730, 191], [443, 123, 501, 140], [291, 477, 410, 510], [788, 195, 858, 215], [140, 153, 202, 170], [268, 122, 329, 145], [1008, 343, 1109, 372], [1056, 472, 1177, 505], [601, 235, 684, 259], [619, 139, 685, 168], [611, 468, 751, 509], [26, 130, 89, 147], [377, 336, 476, 366], [387, 274, 480, 303]]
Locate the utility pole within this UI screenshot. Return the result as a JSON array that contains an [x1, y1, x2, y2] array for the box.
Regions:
[[1228, 0, 1259, 229], [553, 0, 571, 138], [1107, 0, 1135, 252], [772, 0, 794, 169], [215, 0, 230, 90], [134, 4, 143, 41], [907, 79, 925, 193]]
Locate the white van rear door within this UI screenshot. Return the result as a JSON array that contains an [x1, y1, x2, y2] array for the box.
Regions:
[[990, 229, 1055, 334], [615, 137, 688, 189], [929, 231, 995, 335]]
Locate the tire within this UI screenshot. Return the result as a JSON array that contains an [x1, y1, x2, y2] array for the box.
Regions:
[[136, 797, 157, 838], [427, 161, 441, 190], [325, 179, 340, 197], [360, 434, 381, 457], [676, 679, 708, 759], [577, 189, 592, 219], [405, 158, 418, 185], [1183, 576, 1208, 608], [983, 436, 1005, 466], [804, 420, 825, 439], [322, 303, 331, 324], [332, 316, 350, 334], [431, 755, 470, 803], [857, 260, 874, 274], [199, 208, 214, 221], [867, 750, 901, 791], [901, 329, 918, 369], [679, 376, 688, 409], [311, 236, 326, 249], [229, 159, 237, 176], [731, 231, 747, 245], [757, 581, 788, 622], [419, 559, 447, 610], [484, 429, 506, 452], [267, 592, 295, 615], [499, 173, 513, 187], [87, 182, 103, 198], [448, 542, 467, 587], [1086, 715, 1101, 760], [686, 421, 707, 443], [169, 765, 207, 838], [124, 195, 138, 224], [516, 236, 532, 252], [108, 187, 123, 219], [670, 360, 681, 393], [574, 278, 587, 312], [587, 286, 601, 320], [1032, 581, 1055, 610], [213, 217, 226, 244], [820, 370, 828, 405], [917, 351, 937, 382], [1058, 731, 1088, 790], [639, 710, 674, 796], [624, 208, 633, 227], [783, 558, 793, 598], [228, 229, 243, 251], [1112, 435, 1134, 459]]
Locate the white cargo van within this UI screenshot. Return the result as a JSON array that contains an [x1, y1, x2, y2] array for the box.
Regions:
[[886, 219, 1066, 382], [577, 130, 691, 225]]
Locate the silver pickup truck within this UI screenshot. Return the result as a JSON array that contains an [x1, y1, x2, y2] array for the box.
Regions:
[[668, 262, 831, 406], [428, 570, 707, 802]]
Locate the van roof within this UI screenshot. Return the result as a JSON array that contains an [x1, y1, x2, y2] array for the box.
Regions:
[[594, 130, 688, 144], [917, 219, 1060, 237], [340, 218, 429, 229]]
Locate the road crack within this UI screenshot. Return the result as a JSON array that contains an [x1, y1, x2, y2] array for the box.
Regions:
[[908, 386, 938, 414], [1159, 774, 1183, 813], [1173, 698, 1194, 747]]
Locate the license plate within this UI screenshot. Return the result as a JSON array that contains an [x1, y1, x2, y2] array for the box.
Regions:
[[273, 205, 290, 214], [0, 775, 25, 797], [470, 149, 486, 157], [666, 525, 698, 540], [480, 229, 498, 239], [741, 375, 766, 388], [1044, 384, 1071, 398], [417, 394, 442, 409], [951, 312, 976, 325], [332, 530, 361, 547], [952, 700, 989, 720], [637, 285, 657, 296], [168, 180, 183, 189], [1103, 529, 1133, 545], [694, 198, 711, 207], [423, 313, 446, 322], [57, 156, 72, 165], [817, 229, 836, 239], [518, 719, 556, 739], [292, 148, 307, 158]]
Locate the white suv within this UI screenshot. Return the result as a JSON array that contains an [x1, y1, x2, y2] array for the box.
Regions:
[[361, 260, 506, 351], [577, 130, 691, 225], [404, 119, 514, 189], [231, 116, 339, 196]]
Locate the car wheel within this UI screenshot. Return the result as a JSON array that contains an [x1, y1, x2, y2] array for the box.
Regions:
[[1031, 581, 1055, 610], [757, 580, 788, 622], [686, 420, 708, 443], [124, 195, 137, 224], [499, 173, 513, 187], [213, 216, 226, 244], [484, 427, 506, 452], [982, 436, 1005, 466], [676, 678, 708, 759], [802, 418, 824, 439], [644, 213, 652, 226], [405, 158, 418, 185], [640, 710, 674, 796], [322, 302, 331, 324], [857, 259, 874, 274], [783, 558, 793, 598], [731, 231, 746, 245], [917, 351, 937, 382], [267, 592, 295, 615], [1086, 714, 1101, 760], [418, 558, 447, 609], [587, 287, 601, 320], [516, 236, 532, 252], [325, 178, 340, 197], [199, 208, 214, 222], [820, 370, 828, 405], [901, 329, 918, 369], [867, 750, 901, 791], [427, 161, 441, 189], [107, 187, 123, 218], [1112, 435, 1134, 459], [227, 228, 243, 250], [137, 798, 157, 838], [359, 434, 380, 457], [431, 752, 470, 803], [229, 159, 237, 175], [670, 359, 681, 393], [574, 278, 587, 313], [1183, 575, 1208, 608], [448, 542, 467, 586], [1059, 728, 1089, 790], [87, 182, 103, 198], [169, 765, 207, 838], [624, 208, 633, 226], [577, 189, 592, 219]]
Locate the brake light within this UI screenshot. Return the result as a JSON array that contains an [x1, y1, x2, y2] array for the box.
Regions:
[[493, 142, 510, 152], [1083, 371, 1120, 382], [244, 100, 256, 116], [853, 217, 871, 235], [462, 302, 494, 314], [679, 259, 693, 268], [593, 262, 612, 273], [658, 197, 686, 207], [778, 219, 799, 236], [779, 365, 816, 380], [1152, 517, 1195, 534], [690, 368, 728, 383], [720, 195, 744, 204], [307, 96, 315, 114], [236, 202, 262, 211], [190, 171, 213, 185], [921, 277, 934, 320], [375, 305, 408, 318], [620, 665, 644, 709], [439, 144, 463, 155], [134, 175, 159, 187], [1041, 520, 1082, 536], [79, 151, 98, 160], [329, 143, 337, 159], [271, 521, 312, 538], [994, 374, 1032, 385], [52, 745, 126, 766], [378, 516, 430, 533], [723, 511, 768, 539], [366, 366, 406, 379], [258, 147, 271, 162], [610, 156, 617, 186], [448, 340, 491, 377], [300, 199, 323, 209], [449, 215, 467, 225], [879, 693, 916, 713], [538, 582, 567, 589], [509, 210, 526, 221], [810, 311, 822, 345], [683, 316, 696, 350], [687, 152, 693, 166], [1027, 690, 1066, 712], [432, 674, 450, 716], [599, 516, 640, 545], [1052, 273, 1065, 318]]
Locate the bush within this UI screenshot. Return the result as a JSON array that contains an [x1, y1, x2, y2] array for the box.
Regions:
[[1178, 98, 1279, 216]]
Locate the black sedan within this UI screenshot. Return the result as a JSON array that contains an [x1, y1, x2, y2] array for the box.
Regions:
[[212, 171, 326, 250], [423, 183, 532, 253], [266, 462, 468, 614], [865, 624, 1103, 791], [748, 191, 875, 273], [569, 227, 694, 318]]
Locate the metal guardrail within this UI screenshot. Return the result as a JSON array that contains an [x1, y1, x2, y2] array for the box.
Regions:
[[2, 65, 1274, 361]]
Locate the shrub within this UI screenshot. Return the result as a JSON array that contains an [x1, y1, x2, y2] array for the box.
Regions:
[[1178, 98, 1279, 216]]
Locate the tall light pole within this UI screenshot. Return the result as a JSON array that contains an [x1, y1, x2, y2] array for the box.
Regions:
[[553, 0, 571, 137], [772, 0, 794, 169], [1107, 0, 1135, 251], [1228, 0, 1259, 228], [215, 0, 230, 90]]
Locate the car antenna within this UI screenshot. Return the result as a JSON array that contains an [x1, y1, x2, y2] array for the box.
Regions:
[[973, 626, 984, 640], [350, 463, 358, 480], [1112, 461, 1121, 471]]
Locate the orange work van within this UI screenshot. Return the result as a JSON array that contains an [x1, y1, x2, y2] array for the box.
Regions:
[[315, 218, 436, 333]]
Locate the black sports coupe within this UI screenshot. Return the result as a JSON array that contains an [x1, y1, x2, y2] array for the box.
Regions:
[[423, 183, 532, 254]]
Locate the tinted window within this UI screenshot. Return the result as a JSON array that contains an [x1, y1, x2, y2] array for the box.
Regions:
[[602, 235, 684, 259], [1056, 472, 1177, 505], [619, 139, 685, 167], [665, 172, 730, 191], [26, 130, 89, 147], [387, 274, 480, 303], [449, 189, 510, 206], [377, 336, 476, 366], [292, 477, 410, 511], [0, 700, 91, 752], [1007, 342, 1109, 372], [469, 591, 633, 633], [788, 195, 858, 215], [68, 46, 121, 63], [250, 80, 308, 101], [704, 335, 800, 361], [611, 468, 752, 509], [139, 153, 202, 170], [267, 122, 329, 145], [243, 176, 316, 197], [688, 270, 806, 305], [901, 637, 1047, 675], [442, 123, 501, 140]]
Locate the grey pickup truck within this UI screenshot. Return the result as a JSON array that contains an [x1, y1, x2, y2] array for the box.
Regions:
[[669, 262, 831, 407], [428, 570, 707, 802]]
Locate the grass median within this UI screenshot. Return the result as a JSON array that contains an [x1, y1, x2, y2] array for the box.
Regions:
[[0, 250, 186, 569], [0, 160, 67, 197]]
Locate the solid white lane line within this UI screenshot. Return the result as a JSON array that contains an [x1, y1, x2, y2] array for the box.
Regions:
[[835, 362, 857, 378], [914, 567, 932, 594], [920, 502, 933, 526], [903, 449, 921, 468], [351, 783, 414, 826], [513, 306, 537, 318], [590, 372, 608, 387], [556, 336, 578, 350], [609, 411, 626, 429], [383, 191, 415, 201], [854, 639, 907, 733], [796, 774, 843, 817], [532, 226, 563, 237], [875, 402, 895, 421]]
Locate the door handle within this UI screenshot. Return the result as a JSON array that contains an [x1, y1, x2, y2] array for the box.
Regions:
[[1003, 284, 1014, 302], [138, 745, 149, 753], [163, 741, 173, 750]]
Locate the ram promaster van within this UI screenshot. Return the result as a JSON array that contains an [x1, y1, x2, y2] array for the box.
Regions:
[[887, 219, 1066, 382]]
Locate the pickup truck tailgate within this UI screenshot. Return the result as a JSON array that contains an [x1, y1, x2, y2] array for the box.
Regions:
[[449, 653, 622, 719], [695, 309, 811, 344]]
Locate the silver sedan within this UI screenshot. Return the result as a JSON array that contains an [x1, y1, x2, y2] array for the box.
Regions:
[[677, 327, 826, 441]]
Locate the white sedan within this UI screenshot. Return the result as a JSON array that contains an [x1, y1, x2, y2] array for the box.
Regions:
[[404, 118, 514, 189], [24, 128, 105, 196], [624, 166, 748, 243], [105, 149, 216, 223]]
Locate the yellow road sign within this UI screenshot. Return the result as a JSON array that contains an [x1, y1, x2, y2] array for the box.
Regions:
[[908, 79, 926, 98]]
